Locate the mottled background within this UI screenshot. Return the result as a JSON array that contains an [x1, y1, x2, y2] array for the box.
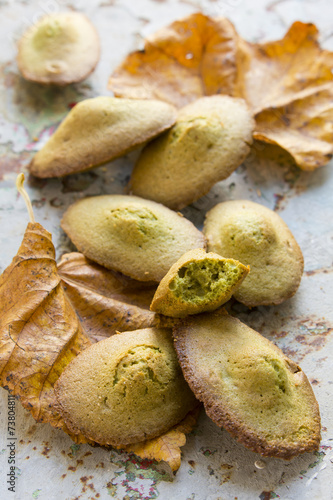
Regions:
[[0, 1, 332, 499]]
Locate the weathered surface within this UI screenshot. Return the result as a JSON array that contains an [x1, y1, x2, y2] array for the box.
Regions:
[[0, 1, 332, 499]]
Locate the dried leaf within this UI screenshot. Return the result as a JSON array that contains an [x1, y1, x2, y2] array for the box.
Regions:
[[109, 13, 239, 108], [238, 22, 333, 170], [253, 83, 333, 170], [236, 22, 333, 114], [0, 222, 92, 443], [58, 252, 174, 343], [118, 405, 201, 472], [0, 176, 191, 462], [109, 14, 333, 170]]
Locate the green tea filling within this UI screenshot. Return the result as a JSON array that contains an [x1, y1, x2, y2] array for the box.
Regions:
[[169, 259, 243, 304]]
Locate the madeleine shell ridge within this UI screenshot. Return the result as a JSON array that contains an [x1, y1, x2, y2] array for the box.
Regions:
[[173, 311, 321, 459], [130, 95, 254, 210], [204, 199, 304, 306], [61, 194, 206, 282], [17, 12, 100, 85], [54, 327, 198, 446], [29, 97, 177, 178]]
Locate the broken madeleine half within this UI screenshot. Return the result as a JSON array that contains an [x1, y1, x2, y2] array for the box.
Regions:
[[29, 97, 177, 178], [173, 311, 321, 460], [17, 12, 100, 85], [150, 248, 249, 318], [54, 327, 197, 446]]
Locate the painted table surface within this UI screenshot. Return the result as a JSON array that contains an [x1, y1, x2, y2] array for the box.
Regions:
[[0, 0, 333, 499]]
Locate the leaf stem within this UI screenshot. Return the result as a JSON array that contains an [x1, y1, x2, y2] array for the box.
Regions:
[[16, 173, 35, 223]]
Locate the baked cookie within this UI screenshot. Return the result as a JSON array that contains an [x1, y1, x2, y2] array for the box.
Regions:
[[204, 200, 304, 306], [54, 327, 197, 446], [61, 194, 206, 282], [150, 248, 249, 317], [130, 95, 254, 210], [17, 12, 100, 85], [29, 97, 177, 178], [173, 311, 321, 459]]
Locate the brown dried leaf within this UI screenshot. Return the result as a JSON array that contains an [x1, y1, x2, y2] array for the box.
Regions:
[[109, 14, 333, 170], [118, 405, 201, 472], [109, 13, 239, 108], [58, 252, 174, 343], [0, 223, 92, 443], [0, 177, 191, 460], [236, 22, 333, 113], [253, 83, 333, 170], [238, 22, 333, 170], [0, 227, 188, 460]]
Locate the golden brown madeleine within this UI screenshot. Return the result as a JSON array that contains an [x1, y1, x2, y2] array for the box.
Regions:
[[204, 200, 304, 306], [17, 12, 100, 85], [54, 328, 198, 446], [150, 248, 249, 318], [173, 311, 321, 459], [130, 96, 254, 210], [29, 97, 177, 178], [61, 195, 206, 282]]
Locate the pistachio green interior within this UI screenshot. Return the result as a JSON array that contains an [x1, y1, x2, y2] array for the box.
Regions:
[[169, 259, 243, 304]]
